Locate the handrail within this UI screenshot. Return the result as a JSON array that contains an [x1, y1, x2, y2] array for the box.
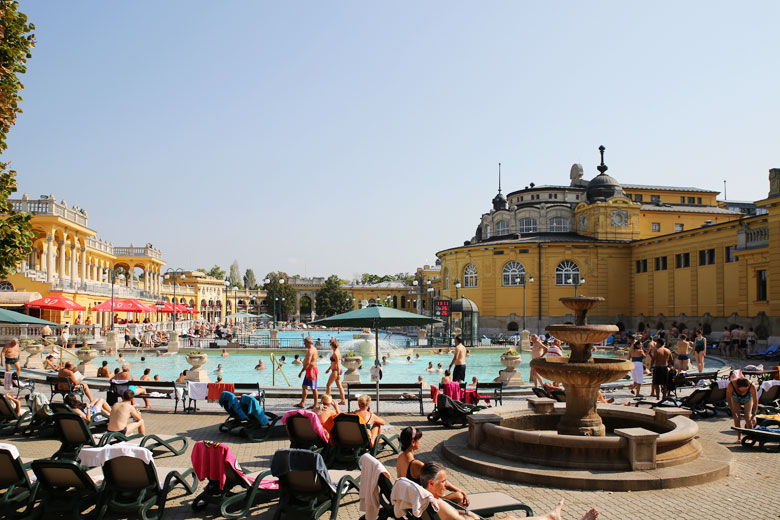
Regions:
[[270, 353, 290, 387]]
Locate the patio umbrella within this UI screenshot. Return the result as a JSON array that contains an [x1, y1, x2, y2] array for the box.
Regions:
[[225, 311, 254, 319], [93, 298, 152, 313], [0, 307, 59, 326], [24, 293, 85, 312], [311, 305, 439, 412]]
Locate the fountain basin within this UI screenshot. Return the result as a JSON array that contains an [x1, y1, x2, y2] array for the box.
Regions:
[[545, 324, 617, 350]]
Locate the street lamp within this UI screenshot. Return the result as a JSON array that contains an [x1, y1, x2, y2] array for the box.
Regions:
[[106, 267, 118, 331], [454, 280, 462, 300], [155, 301, 164, 322], [265, 275, 286, 328], [427, 285, 435, 345], [567, 277, 586, 297], [516, 275, 535, 331], [224, 280, 230, 326], [165, 268, 186, 334]]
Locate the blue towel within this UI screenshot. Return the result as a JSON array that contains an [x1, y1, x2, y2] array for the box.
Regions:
[[239, 394, 269, 426], [219, 391, 247, 421]]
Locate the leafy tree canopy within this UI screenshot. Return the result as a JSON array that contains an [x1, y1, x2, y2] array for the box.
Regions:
[[243, 268, 257, 290], [262, 271, 296, 320], [316, 274, 353, 317], [196, 265, 226, 280], [229, 259, 243, 289]]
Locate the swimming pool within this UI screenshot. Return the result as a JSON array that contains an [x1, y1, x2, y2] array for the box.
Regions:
[[248, 329, 413, 347], [93, 349, 647, 388]]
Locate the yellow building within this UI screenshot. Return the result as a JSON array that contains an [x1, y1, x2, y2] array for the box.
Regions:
[[437, 149, 780, 339]]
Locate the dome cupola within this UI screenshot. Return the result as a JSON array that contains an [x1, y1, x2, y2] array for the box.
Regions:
[[586, 146, 626, 202]]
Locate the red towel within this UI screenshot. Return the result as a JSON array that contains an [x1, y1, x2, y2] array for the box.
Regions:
[[430, 385, 439, 403], [191, 441, 278, 491], [442, 381, 463, 401], [207, 382, 235, 402]]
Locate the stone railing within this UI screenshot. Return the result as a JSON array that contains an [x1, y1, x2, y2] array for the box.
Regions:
[[0, 323, 60, 339], [113, 245, 163, 260], [85, 236, 114, 255], [10, 197, 89, 227], [50, 280, 157, 301], [736, 225, 769, 251], [160, 284, 196, 296]]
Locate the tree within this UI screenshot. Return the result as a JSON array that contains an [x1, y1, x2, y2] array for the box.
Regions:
[[262, 271, 296, 321], [0, 1, 35, 278], [316, 275, 352, 317], [229, 259, 243, 288], [243, 268, 257, 290], [359, 273, 393, 285], [394, 272, 414, 284], [204, 265, 225, 280]]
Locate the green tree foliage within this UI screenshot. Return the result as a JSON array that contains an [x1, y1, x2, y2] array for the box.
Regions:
[[262, 271, 296, 320], [0, 1, 35, 278], [243, 268, 257, 290], [203, 265, 226, 280], [315, 274, 352, 317], [229, 259, 243, 288], [394, 272, 414, 284], [360, 273, 393, 285]]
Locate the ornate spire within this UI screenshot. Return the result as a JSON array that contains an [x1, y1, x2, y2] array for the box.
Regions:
[[597, 145, 608, 174], [498, 162, 502, 193]]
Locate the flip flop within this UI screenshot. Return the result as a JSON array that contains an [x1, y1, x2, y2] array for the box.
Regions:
[[293, 403, 305, 408]]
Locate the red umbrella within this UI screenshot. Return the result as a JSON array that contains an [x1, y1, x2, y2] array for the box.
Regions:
[[93, 298, 153, 313], [158, 301, 176, 313], [25, 293, 85, 311], [123, 299, 155, 313]]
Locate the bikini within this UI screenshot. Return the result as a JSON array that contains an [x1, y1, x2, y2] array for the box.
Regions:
[[406, 462, 422, 486], [730, 382, 752, 405]]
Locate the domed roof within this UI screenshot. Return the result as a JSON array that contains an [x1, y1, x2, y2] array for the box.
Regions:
[[492, 191, 507, 210], [586, 145, 626, 202], [452, 297, 479, 313]]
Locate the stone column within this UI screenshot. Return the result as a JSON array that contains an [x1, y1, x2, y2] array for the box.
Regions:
[[46, 234, 55, 283], [69, 243, 76, 281], [59, 240, 66, 279], [80, 247, 87, 284], [144, 264, 149, 292]]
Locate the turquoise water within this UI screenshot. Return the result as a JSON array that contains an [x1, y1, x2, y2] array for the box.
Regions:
[[92, 350, 626, 387], [249, 329, 412, 347]]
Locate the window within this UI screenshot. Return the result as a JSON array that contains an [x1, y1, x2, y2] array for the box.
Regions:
[[555, 260, 580, 285], [636, 259, 648, 273], [520, 196, 524, 201], [549, 194, 553, 199], [496, 221, 509, 236], [757, 270, 767, 301], [444, 269, 449, 289], [726, 246, 737, 263], [655, 256, 668, 271], [680, 196, 685, 204], [502, 261, 525, 286], [651, 195, 660, 202], [699, 248, 716, 266], [550, 217, 569, 232], [0, 281, 13, 291], [518, 218, 537, 233], [687, 197, 695, 204], [484, 225, 491, 239], [675, 223, 684, 232], [651, 223, 660, 232], [464, 264, 478, 287], [675, 253, 690, 268], [697, 197, 702, 205], [634, 194, 643, 202]]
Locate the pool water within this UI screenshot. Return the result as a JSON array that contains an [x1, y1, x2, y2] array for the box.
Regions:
[[249, 329, 411, 347], [95, 350, 624, 387]]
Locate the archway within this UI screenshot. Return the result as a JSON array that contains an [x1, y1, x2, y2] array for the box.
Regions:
[[507, 321, 519, 332], [300, 295, 312, 319]]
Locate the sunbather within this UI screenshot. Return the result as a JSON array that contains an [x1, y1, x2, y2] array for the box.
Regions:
[[107, 389, 145, 436], [420, 461, 599, 520], [3, 393, 23, 416], [354, 394, 386, 446], [727, 377, 758, 441], [64, 394, 112, 422], [57, 361, 95, 401], [315, 393, 339, 426]]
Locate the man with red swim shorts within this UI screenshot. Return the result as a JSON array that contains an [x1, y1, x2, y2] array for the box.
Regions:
[[297, 336, 320, 408]]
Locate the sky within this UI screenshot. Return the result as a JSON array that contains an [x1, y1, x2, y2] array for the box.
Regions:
[[7, 1, 779, 281]]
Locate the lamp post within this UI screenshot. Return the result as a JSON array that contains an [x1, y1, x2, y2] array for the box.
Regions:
[[107, 268, 117, 331], [164, 268, 185, 352], [412, 280, 419, 313], [427, 285, 435, 345], [567, 277, 586, 297], [516, 275, 534, 331], [155, 301, 164, 323], [454, 280, 461, 300], [264, 276, 285, 329], [224, 280, 230, 326]]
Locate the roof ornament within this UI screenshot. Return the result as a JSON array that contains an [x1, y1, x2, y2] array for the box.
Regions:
[[597, 145, 608, 174], [498, 162, 502, 194]]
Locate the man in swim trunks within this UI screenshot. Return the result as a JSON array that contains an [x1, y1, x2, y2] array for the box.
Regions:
[[448, 336, 467, 382], [2, 338, 21, 378], [297, 336, 319, 408], [107, 390, 145, 436], [58, 361, 95, 401], [675, 335, 691, 371], [652, 338, 673, 402]]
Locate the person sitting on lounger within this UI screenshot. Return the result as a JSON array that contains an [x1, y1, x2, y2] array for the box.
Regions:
[[57, 361, 95, 401], [728, 377, 758, 442], [543, 382, 614, 404], [65, 394, 112, 422], [354, 394, 386, 446], [107, 390, 145, 436], [397, 428, 470, 507], [3, 393, 22, 416], [315, 393, 339, 426], [420, 461, 599, 520], [43, 354, 61, 370]]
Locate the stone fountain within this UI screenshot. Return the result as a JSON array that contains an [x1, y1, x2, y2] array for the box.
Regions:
[[530, 296, 633, 436]]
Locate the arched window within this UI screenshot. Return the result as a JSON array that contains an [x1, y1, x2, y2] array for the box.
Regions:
[[0, 281, 14, 291], [401, 296, 406, 308], [502, 261, 525, 286], [464, 264, 478, 287], [496, 221, 509, 235], [518, 218, 537, 233], [444, 269, 449, 290], [484, 225, 491, 239], [550, 217, 569, 232], [555, 260, 580, 285]]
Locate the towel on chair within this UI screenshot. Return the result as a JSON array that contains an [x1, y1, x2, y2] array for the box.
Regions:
[[207, 383, 235, 402], [359, 453, 389, 520], [430, 385, 439, 403], [239, 394, 269, 426], [442, 381, 463, 402], [758, 379, 780, 399], [390, 477, 438, 518], [219, 392, 248, 420], [281, 409, 329, 444]]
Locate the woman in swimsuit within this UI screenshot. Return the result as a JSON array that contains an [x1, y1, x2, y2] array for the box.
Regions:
[[727, 377, 758, 441], [325, 339, 346, 405], [396, 426, 470, 507], [354, 394, 387, 446], [628, 338, 645, 397], [693, 330, 707, 373]]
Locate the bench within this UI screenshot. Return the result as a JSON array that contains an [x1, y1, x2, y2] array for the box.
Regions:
[[346, 383, 424, 415], [186, 382, 263, 413], [474, 382, 504, 406], [46, 376, 85, 402], [108, 379, 186, 412]]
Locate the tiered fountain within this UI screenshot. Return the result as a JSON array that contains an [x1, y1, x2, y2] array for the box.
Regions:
[[442, 296, 733, 491], [530, 296, 632, 436]]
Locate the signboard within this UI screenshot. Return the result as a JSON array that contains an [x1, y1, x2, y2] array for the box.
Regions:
[[434, 299, 450, 318]]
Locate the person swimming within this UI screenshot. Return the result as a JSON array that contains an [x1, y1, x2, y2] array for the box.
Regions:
[[426, 362, 435, 372]]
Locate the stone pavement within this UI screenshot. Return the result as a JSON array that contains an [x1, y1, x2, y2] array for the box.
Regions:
[[7, 353, 780, 519]]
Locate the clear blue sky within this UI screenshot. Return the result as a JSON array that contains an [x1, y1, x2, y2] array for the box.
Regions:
[[7, 1, 779, 280]]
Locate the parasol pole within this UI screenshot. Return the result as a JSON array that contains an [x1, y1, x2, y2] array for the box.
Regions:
[[375, 318, 380, 413]]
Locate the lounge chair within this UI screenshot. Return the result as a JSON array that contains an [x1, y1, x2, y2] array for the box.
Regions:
[[283, 410, 329, 452], [0, 443, 38, 519], [703, 383, 731, 416], [218, 391, 249, 435], [732, 420, 780, 453], [270, 448, 360, 520], [239, 394, 280, 441], [98, 443, 198, 520], [49, 402, 109, 432], [20, 392, 56, 437], [549, 389, 567, 403], [329, 414, 400, 468], [30, 458, 104, 519], [358, 453, 395, 520], [50, 412, 134, 461], [530, 387, 552, 399], [190, 440, 279, 518], [757, 383, 780, 414], [0, 394, 30, 435], [390, 477, 534, 519], [747, 345, 779, 359], [428, 394, 484, 428]]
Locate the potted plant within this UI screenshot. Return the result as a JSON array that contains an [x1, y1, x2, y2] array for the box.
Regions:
[[341, 351, 363, 383], [500, 348, 522, 369]]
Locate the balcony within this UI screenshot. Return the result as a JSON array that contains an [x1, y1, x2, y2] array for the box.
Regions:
[[736, 226, 768, 251], [50, 279, 159, 301], [113, 244, 163, 260], [10, 196, 89, 227], [85, 236, 114, 255]]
